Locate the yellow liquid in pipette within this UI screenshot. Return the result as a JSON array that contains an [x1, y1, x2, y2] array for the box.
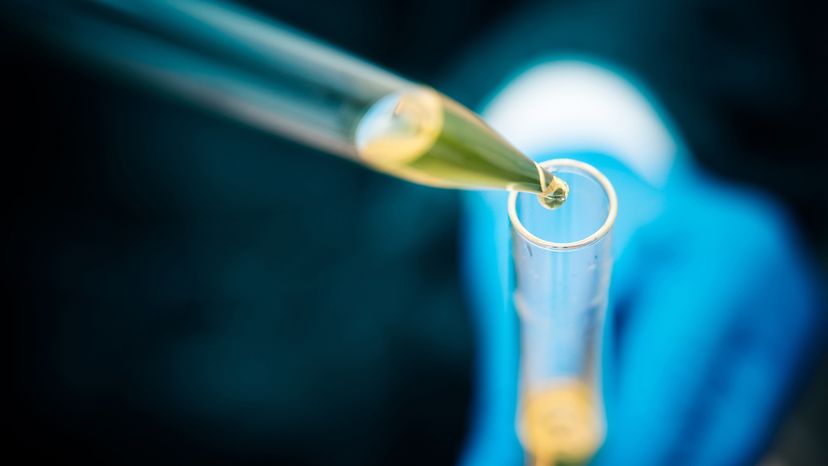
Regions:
[[354, 87, 568, 208], [521, 381, 602, 466]]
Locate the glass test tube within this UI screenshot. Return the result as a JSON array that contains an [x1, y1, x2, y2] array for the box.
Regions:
[[508, 159, 618, 466]]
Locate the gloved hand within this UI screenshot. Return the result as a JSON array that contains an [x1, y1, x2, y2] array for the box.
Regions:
[[459, 61, 824, 466]]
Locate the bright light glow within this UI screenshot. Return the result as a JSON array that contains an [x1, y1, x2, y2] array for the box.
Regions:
[[482, 60, 677, 187]]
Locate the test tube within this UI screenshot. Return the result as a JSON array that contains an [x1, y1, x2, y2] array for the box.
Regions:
[[508, 159, 618, 466]]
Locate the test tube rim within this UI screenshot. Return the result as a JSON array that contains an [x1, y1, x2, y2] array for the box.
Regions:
[[508, 158, 618, 251]]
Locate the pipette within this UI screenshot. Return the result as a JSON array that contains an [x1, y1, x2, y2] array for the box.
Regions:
[[11, 0, 568, 205]]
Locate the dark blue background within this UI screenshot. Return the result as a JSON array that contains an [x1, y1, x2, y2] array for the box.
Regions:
[[6, 0, 827, 464]]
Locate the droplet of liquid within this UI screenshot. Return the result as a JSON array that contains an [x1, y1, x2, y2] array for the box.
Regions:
[[538, 175, 569, 210]]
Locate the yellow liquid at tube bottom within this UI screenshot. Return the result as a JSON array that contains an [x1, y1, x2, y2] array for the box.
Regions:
[[354, 87, 568, 207], [521, 380, 602, 466]]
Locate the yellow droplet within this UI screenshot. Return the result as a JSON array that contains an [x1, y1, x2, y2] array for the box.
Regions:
[[538, 175, 569, 210]]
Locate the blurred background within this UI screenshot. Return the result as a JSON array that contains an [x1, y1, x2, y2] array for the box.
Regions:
[[5, 0, 827, 465]]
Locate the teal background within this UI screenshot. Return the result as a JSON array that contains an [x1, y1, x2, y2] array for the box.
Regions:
[[5, 0, 827, 465]]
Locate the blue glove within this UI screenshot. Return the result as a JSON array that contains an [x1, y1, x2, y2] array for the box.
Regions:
[[595, 154, 822, 465], [459, 61, 824, 466]]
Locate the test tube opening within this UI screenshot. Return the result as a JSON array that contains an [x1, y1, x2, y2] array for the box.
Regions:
[[509, 159, 617, 250]]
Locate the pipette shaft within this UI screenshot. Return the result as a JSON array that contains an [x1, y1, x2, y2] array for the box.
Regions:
[[11, 0, 566, 197]]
